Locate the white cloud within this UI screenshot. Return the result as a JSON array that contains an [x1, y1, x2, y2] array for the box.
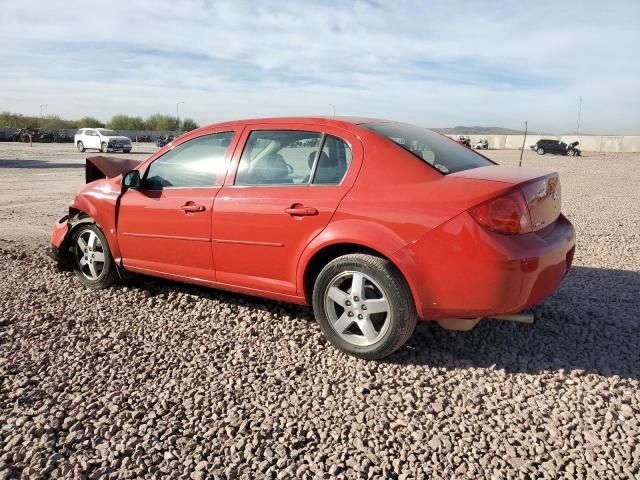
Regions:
[[0, 0, 638, 133]]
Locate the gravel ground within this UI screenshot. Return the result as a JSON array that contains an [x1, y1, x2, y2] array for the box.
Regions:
[[1, 143, 639, 479]]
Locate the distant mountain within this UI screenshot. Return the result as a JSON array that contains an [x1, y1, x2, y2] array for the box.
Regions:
[[432, 126, 526, 135]]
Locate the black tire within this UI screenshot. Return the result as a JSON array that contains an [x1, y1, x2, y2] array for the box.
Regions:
[[536, 147, 545, 155], [312, 253, 417, 360], [70, 223, 119, 289], [123, 149, 131, 153], [77, 141, 85, 153], [101, 142, 108, 153]]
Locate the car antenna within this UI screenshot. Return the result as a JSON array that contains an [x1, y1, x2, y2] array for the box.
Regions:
[[519, 120, 528, 167]]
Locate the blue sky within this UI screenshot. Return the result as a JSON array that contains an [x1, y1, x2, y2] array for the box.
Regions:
[[0, 0, 638, 133]]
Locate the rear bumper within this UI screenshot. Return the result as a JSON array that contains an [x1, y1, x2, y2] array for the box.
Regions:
[[392, 212, 576, 321]]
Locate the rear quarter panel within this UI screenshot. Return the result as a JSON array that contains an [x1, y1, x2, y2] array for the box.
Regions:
[[297, 130, 518, 299]]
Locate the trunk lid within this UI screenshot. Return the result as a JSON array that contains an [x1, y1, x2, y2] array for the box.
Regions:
[[452, 165, 562, 233]]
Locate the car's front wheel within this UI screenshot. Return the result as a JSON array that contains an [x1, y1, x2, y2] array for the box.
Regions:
[[77, 141, 85, 152], [536, 147, 545, 155], [312, 254, 417, 360], [567, 149, 575, 156], [71, 224, 119, 289], [123, 149, 131, 153]]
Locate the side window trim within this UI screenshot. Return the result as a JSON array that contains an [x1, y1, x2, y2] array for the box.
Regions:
[[307, 134, 327, 185]]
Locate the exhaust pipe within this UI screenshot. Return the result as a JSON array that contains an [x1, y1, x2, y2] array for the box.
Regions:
[[489, 312, 535, 324]]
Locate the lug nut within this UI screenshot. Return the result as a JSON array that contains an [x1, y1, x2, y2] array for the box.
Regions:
[[362, 305, 367, 310], [358, 314, 363, 319], [345, 300, 351, 306], [353, 296, 359, 302]]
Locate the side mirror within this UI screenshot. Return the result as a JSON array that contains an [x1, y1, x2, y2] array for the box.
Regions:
[[122, 170, 141, 191]]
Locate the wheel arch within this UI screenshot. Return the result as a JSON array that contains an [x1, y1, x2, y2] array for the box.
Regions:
[[68, 188, 122, 261], [300, 240, 418, 308]]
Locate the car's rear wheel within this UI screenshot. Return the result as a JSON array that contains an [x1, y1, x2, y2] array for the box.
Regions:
[[77, 141, 85, 153], [71, 224, 119, 289], [101, 142, 108, 153], [567, 149, 575, 156], [536, 147, 545, 155], [312, 253, 417, 360]]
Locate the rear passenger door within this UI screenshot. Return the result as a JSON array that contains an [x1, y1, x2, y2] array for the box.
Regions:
[[85, 129, 99, 149], [211, 123, 363, 297]]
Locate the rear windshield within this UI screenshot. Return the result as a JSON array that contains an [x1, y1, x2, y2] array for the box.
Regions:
[[362, 122, 493, 174]]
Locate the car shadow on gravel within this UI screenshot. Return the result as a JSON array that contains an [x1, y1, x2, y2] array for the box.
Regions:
[[0, 158, 84, 169], [121, 265, 640, 380], [390, 266, 640, 380]]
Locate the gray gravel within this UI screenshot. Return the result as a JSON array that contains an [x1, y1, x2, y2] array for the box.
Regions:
[[1, 145, 639, 478]]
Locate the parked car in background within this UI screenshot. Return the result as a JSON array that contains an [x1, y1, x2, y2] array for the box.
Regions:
[[530, 139, 581, 156], [75, 128, 132, 153], [48, 117, 575, 360], [155, 134, 174, 148], [473, 139, 489, 150], [455, 135, 471, 147]]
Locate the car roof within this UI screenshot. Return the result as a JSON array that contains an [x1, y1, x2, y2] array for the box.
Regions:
[[199, 116, 392, 130]]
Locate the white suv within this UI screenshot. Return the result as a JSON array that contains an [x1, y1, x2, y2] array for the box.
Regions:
[[75, 128, 132, 153]]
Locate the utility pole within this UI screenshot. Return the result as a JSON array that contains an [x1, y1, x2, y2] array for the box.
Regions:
[[519, 121, 528, 167], [329, 104, 336, 116], [576, 96, 582, 136], [176, 101, 185, 129], [39, 104, 48, 118]]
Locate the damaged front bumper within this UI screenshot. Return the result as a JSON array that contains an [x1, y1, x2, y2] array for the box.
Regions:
[[48, 214, 71, 269]]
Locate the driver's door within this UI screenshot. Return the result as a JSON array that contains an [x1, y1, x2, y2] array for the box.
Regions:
[[117, 130, 238, 282]]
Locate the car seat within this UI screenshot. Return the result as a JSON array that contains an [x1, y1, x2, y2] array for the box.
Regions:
[[249, 153, 292, 184]]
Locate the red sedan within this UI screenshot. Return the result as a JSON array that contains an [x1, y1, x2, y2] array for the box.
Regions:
[[48, 117, 575, 359]]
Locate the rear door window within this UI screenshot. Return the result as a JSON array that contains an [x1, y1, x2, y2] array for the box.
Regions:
[[362, 122, 493, 174], [235, 130, 323, 185]]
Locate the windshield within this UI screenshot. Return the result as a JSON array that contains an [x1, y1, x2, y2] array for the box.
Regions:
[[97, 129, 118, 136], [362, 122, 494, 174]]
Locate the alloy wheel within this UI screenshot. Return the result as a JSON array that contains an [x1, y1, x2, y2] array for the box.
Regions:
[[75, 229, 106, 281], [323, 271, 391, 347]]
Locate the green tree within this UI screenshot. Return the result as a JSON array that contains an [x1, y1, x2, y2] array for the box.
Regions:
[[77, 116, 105, 128], [0, 112, 77, 129], [181, 118, 199, 131], [108, 114, 145, 130], [35, 115, 77, 129], [145, 114, 180, 131]]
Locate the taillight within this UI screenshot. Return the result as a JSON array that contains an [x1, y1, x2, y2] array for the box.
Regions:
[[469, 190, 532, 235]]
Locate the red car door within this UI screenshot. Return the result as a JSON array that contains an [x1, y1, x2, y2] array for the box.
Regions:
[[211, 123, 363, 297], [117, 130, 239, 282]]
